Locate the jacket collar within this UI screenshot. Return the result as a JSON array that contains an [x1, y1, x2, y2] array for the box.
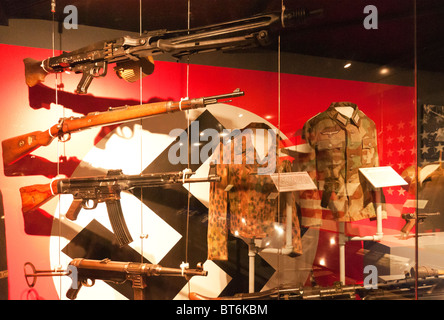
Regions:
[[326, 102, 361, 127]]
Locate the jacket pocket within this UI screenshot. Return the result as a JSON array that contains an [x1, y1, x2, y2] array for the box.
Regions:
[[317, 139, 345, 150], [316, 139, 345, 168], [362, 137, 376, 165]]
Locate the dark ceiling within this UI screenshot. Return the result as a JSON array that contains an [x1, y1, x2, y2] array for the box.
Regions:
[[1, 0, 444, 72]]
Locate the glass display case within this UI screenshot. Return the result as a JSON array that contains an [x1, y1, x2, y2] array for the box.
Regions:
[[0, 0, 443, 303]]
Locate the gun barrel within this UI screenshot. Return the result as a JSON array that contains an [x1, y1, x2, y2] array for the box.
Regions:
[[149, 265, 208, 277], [410, 266, 444, 278], [203, 89, 245, 105]]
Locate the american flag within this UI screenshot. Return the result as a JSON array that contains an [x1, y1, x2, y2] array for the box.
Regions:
[[380, 117, 417, 204], [420, 104, 444, 165]]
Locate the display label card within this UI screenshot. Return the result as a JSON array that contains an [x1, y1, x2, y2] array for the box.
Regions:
[[267, 192, 279, 200], [359, 166, 407, 188], [403, 199, 428, 209], [270, 172, 317, 192]]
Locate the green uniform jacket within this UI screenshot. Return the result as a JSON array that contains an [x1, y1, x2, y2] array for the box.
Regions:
[[300, 102, 381, 222]]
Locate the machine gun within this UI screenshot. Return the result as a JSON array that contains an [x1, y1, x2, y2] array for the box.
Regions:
[[24, 258, 207, 300], [23, 9, 320, 94], [19, 168, 220, 247], [190, 266, 444, 300], [2, 89, 243, 165]]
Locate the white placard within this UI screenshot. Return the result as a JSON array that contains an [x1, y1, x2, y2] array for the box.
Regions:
[[270, 172, 317, 192], [359, 166, 407, 188], [403, 199, 429, 209]]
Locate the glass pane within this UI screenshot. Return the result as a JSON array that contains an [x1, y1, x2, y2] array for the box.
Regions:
[[5, 1, 441, 302], [416, 1, 444, 300], [277, 1, 418, 299]]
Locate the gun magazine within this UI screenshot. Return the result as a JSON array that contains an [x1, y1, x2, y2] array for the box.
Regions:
[[105, 199, 133, 247]]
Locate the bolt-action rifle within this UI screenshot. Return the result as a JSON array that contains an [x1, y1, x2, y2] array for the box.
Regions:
[[19, 168, 220, 247], [2, 89, 243, 165], [24, 9, 320, 94]]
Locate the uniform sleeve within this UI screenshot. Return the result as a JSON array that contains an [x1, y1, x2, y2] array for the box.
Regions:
[[207, 142, 229, 260], [297, 120, 323, 227]]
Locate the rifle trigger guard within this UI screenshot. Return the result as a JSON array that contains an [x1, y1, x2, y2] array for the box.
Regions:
[[55, 118, 71, 142], [58, 132, 71, 143], [82, 278, 95, 287], [91, 61, 108, 78], [82, 199, 98, 210]]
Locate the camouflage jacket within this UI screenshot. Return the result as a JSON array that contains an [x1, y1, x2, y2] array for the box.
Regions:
[[299, 102, 381, 222], [208, 129, 302, 260]]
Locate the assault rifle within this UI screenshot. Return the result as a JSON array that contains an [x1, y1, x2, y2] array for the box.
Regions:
[[190, 266, 444, 300], [24, 258, 208, 300], [23, 9, 320, 94], [2, 89, 243, 165], [19, 168, 220, 247]]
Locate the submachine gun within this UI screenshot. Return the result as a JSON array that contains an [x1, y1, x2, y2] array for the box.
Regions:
[[24, 258, 207, 300]]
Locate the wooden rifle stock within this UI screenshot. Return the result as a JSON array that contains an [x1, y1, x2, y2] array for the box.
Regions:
[[19, 178, 85, 218], [20, 181, 58, 213], [2, 89, 244, 165], [24, 57, 49, 88], [2, 126, 59, 166]]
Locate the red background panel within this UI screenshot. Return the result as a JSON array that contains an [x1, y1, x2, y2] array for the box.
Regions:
[[0, 43, 416, 298]]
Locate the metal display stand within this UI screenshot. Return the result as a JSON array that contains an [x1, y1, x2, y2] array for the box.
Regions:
[[338, 166, 408, 284], [246, 171, 317, 293]]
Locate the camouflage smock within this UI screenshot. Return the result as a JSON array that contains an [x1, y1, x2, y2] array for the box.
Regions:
[[208, 129, 302, 260]]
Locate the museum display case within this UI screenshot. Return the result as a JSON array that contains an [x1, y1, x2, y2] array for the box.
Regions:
[[0, 0, 443, 301]]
